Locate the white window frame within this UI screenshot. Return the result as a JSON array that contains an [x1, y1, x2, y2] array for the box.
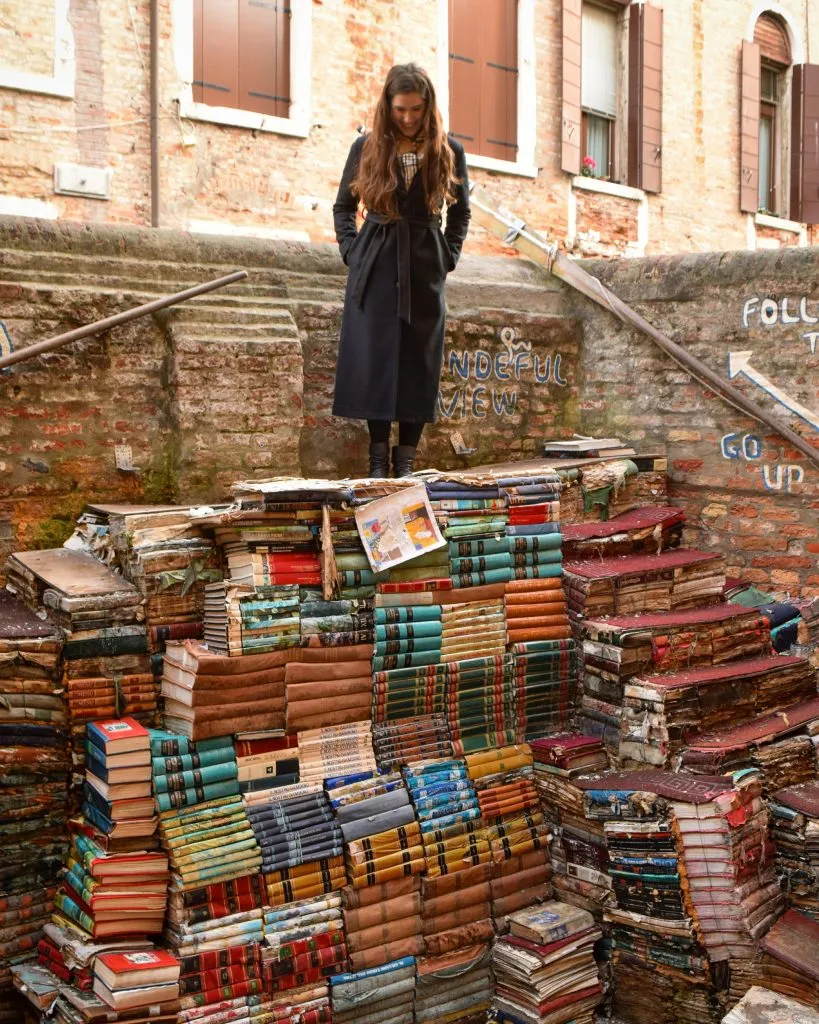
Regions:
[[0, 0, 75, 99], [437, 0, 537, 178], [172, 0, 312, 138]]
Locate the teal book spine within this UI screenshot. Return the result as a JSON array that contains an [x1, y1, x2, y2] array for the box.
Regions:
[[155, 778, 241, 812], [154, 761, 238, 794], [375, 621, 443, 641], [151, 744, 235, 775]]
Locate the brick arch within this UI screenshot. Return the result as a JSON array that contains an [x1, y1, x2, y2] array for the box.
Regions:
[[744, 2, 804, 65], [754, 11, 791, 67]]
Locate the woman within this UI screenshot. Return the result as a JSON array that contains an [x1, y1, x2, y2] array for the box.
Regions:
[[332, 63, 471, 478]]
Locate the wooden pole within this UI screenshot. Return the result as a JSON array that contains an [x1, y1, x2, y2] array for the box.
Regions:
[[0, 270, 248, 371], [468, 183, 819, 471]]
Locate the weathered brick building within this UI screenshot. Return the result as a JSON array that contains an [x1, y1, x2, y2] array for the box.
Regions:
[[3, 0, 819, 257]]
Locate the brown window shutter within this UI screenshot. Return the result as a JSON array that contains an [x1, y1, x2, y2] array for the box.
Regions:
[[562, 0, 582, 175], [194, 0, 239, 109], [449, 0, 482, 154], [740, 39, 761, 213], [790, 64, 819, 224], [479, 0, 518, 161], [627, 2, 663, 192], [238, 0, 291, 118]]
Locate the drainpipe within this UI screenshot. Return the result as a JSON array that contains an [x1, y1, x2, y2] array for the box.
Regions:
[[150, 0, 160, 227]]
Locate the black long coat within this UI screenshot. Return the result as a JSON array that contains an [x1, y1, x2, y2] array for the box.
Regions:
[[331, 135, 471, 423]]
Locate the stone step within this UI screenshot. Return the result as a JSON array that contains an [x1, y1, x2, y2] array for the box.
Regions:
[[170, 305, 295, 326], [172, 332, 301, 349], [173, 322, 299, 340], [0, 246, 291, 287], [0, 269, 289, 300]]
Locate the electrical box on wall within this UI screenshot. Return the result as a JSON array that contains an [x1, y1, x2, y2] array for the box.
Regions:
[[54, 163, 113, 200]]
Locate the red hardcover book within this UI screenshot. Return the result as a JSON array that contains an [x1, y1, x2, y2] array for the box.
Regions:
[[179, 963, 260, 994], [180, 944, 259, 977], [377, 579, 453, 594], [183, 978, 264, 1007], [234, 735, 298, 759], [272, 930, 345, 963], [38, 956, 73, 982], [86, 718, 151, 755], [267, 966, 340, 992], [185, 894, 263, 924], [268, 946, 347, 977], [181, 874, 263, 909], [95, 949, 181, 989]]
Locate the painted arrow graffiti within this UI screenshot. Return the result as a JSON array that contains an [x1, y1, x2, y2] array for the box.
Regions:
[[728, 350, 819, 433]]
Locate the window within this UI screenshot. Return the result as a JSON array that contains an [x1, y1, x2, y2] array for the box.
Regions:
[[448, 0, 517, 161], [562, 0, 662, 192], [0, 0, 75, 99], [758, 66, 780, 212], [741, 12, 792, 217], [173, 0, 312, 137], [193, 0, 290, 118], [581, 3, 617, 179], [444, 0, 536, 176]]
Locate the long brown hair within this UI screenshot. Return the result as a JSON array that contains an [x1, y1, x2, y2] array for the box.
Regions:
[[350, 64, 459, 219]]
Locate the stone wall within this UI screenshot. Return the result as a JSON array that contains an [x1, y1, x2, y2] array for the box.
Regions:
[[2, 0, 819, 256], [1, 216, 817, 595]]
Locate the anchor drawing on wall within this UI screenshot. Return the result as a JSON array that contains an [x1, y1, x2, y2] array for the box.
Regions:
[[727, 350, 819, 433]]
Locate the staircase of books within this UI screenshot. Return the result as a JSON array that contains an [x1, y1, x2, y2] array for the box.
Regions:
[[1, 445, 818, 1024]]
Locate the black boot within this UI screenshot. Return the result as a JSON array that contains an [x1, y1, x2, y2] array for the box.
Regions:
[[392, 445, 417, 478], [367, 442, 390, 478]]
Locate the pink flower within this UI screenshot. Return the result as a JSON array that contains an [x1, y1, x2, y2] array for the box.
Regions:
[[582, 155, 596, 169]]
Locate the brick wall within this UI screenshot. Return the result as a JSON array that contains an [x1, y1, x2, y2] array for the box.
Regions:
[[2, 216, 817, 595], [3, 0, 819, 255]]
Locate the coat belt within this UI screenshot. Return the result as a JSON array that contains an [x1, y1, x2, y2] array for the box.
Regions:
[[352, 212, 441, 324]]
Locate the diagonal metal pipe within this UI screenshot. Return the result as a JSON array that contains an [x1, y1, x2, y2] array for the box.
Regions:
[[0, 270, 248, 371]]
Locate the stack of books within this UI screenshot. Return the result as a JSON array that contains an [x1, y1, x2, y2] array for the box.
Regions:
[[149, 730, 239, 813], [160, 640, 286, 739], [283, 647, 374, 733], [261, 891, 347, 994], [54, 832, 169, 939], [681, 696, 819, 790], [403, 758, 485, 878], [491, 901, 603, 1024], [83, 718, 156, 839], [562, 505, 685, 560], [296, 721, 377, 786], [371, 714, 452, 771], [542, 436, 636, 460], [770, 779, 819, 921], [729, 909, 819, 1009], [299, 593, 374, 648], [620, 654, 817, 767], [0, 589, 68, 1021], [6, 549, 155, 795], [93, 948, 181, 1009], [203, 582, 301, 656], [562, 549, 726, 620], [234, 733, 299, 795], [414, 944, 493, 1023], [330, 956, 417, 1024], [177, 942, 263, 1009], [157, 794, 261, 897]]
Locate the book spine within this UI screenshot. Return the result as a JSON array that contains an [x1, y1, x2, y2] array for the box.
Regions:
[[53, 892, 93, 935], [154, 761, 238, 794], [151, 746, 235, 774], [156, 779, 241, 812], [179, 944, 258, 975]]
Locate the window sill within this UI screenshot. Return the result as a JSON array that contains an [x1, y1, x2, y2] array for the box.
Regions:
[[466, 153, 538, 179], [754, 211, 803, 234], [0, 68, 73, 99], [572, 176, 646, 202], [177, 97, 310, 138]]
